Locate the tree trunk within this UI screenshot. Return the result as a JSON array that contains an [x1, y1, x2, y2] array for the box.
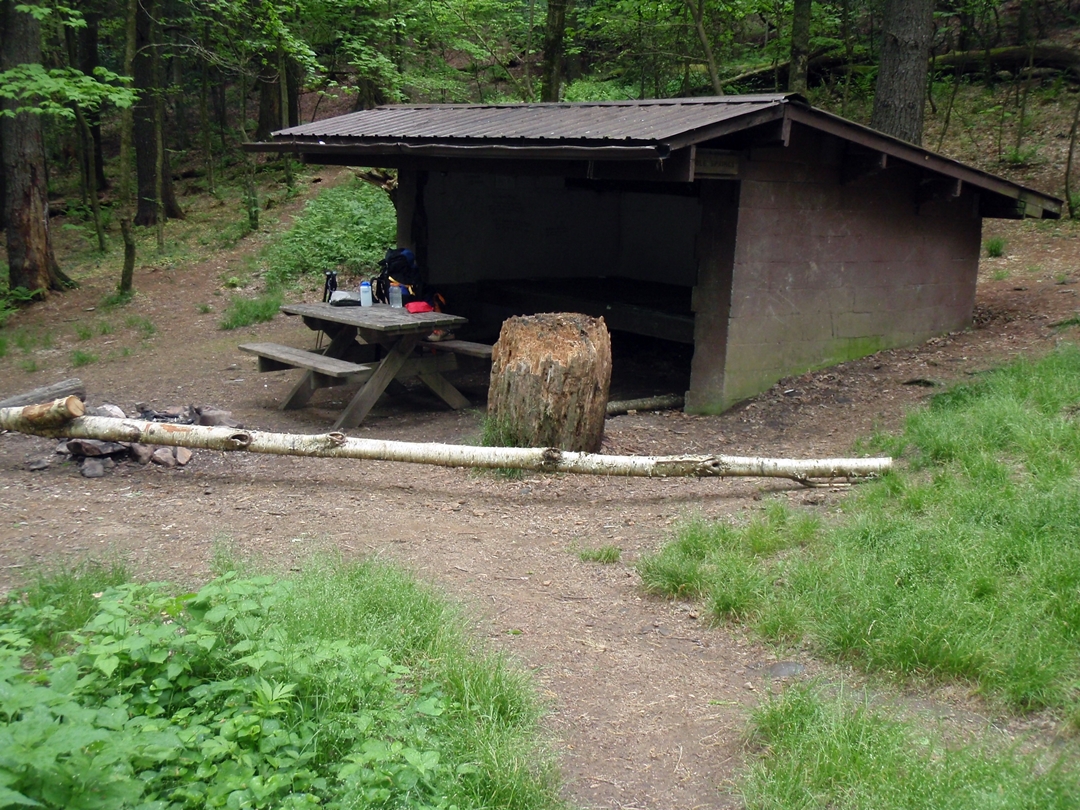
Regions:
[[255, 58, 281, 141], [117, 0, 138, 295], [540, 0, 568, 102], [871, 0, 934, 145], [788, 0, 812, 94], [0, 0, 72, 293], [133, 0, 182, 226], [0, 400, 893, 484], [488, 313, 611, 453], [685, 0, 722, 95], [79, 11, 108, 191]]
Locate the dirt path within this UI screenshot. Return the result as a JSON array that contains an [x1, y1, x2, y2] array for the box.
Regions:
[[1, 211, 1078, 809]]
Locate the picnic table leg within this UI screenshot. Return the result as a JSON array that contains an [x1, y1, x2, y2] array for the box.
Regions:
[[280, 326, 359, 410], [416, 368, 470, 410], [333, 333, 422, 429]]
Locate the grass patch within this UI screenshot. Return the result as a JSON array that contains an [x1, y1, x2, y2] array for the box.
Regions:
[[985, 236, 1006, 258], [18, 358, 38, 373], [0, 557, 563, 810], [219, 290, 284, 330], [578, 545, 621, 564], [101, 289, 134, 308], [639, 346, 1080, 713], [0, 334, 7, 359], [743, 683, 1080, 810], [70, 349, 98, 367], [74, 323, 93, 341], [263, 178, 396, 286], [992, 268, 1011, 281], [124, 315, 157, 338]]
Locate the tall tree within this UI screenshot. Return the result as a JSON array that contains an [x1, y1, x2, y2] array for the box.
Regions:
[[133, 0, 183, 225], [540, 0, 569, 101], [871, 0, 934, 144], [0, 1, 72, 293], [788, 0, 812, 94]]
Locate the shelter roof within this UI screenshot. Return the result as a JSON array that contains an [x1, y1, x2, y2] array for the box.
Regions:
[[251, 94, 1061, 219]]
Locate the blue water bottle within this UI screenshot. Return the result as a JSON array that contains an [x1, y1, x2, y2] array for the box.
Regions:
[[359, 280, 372, 306]]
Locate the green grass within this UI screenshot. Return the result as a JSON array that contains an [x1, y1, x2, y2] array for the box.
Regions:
[[219, 290, 284, 330], [124, 315, 157, 338], [101, 289, 134, 308], [1, 557, 563, 810], [578, 545, 622, 564], [18, 358, 38, 373], [263, 178, 396, 286], [991, 268, 1011, 281], [74, 323, 93, 341], [743, 684, 1080, 810], [985, 236, 1006, 258], [0, 334, 7, 359], [639, 346, 1080, 715], [70, 349, 98, 367]]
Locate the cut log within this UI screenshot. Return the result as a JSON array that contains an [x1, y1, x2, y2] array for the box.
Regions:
[[5, 395, 85, 428], [488, 313, 612, 453], [0, 400, 892, 484], [0, 378, 85, 409], [607, 394, 684, 416]]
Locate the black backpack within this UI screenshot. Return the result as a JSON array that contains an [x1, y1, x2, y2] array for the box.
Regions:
[[375, 248, 423, 303]]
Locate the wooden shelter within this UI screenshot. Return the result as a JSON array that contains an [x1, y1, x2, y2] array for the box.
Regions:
[[250, 94, 1062, 413]]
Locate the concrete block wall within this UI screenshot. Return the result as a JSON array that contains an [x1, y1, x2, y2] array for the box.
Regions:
[[702, 123, 981, 410]]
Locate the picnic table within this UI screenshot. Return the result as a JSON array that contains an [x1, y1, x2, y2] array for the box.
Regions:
[[240, 302, 471, 429]]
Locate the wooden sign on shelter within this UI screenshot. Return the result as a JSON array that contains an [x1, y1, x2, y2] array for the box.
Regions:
[[488, 313, 611, 453]]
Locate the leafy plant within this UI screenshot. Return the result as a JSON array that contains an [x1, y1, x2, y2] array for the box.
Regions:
[[985, 236, 1006, 257], [0, 559, 561, 810], [219, 291, 283, 330], [263, 179, 395, 286], [74, 323, 92, 341], [0, 285, 41, 327]]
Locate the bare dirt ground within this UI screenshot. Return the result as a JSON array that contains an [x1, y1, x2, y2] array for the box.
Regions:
[[2, 201, 1079, 808]]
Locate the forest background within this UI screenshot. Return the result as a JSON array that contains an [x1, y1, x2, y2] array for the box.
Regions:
[[1, 0, 1080, 304]]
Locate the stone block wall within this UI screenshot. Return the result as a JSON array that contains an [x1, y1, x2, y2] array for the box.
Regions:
[[690, 123, 982, 411]]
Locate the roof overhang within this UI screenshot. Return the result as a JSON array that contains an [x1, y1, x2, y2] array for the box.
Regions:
[[246, 95, 1061, 220]]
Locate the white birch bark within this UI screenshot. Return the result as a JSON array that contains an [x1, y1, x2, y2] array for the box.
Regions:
[[0, 400, 891, 483]]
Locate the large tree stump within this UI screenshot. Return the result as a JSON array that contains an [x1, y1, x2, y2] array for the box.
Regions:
[[488, 313, 611, 452]]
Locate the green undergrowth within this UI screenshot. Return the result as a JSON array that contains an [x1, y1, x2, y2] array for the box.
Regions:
[[639, 345, 1080, 716], [0, 558, 562, 810], [219, 290, 284, 330], [263, 179, 396, 287], [743, 684, 1079, 810]]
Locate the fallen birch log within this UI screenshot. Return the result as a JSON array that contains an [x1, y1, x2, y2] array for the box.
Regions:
[[0, 398, 892, 484], [0, 378, 85, 409]]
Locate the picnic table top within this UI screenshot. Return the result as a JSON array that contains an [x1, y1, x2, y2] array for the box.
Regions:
[[281, 302, 467, 333]]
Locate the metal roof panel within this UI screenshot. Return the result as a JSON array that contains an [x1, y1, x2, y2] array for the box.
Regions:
[[273, 96, 789, 144]]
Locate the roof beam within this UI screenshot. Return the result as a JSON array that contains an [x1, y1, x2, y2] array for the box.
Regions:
[[786, 105, 1062, 219], [247, 140, 668, 162]]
